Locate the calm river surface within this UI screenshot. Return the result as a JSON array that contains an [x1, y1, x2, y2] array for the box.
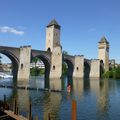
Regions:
[[0, 77, 120, 120]]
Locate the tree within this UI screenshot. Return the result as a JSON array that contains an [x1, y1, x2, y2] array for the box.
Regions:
[[32, 57, 40, 67], [62, 51, 68, 76], [63, 50, 68, 55], [0, 54, 2, 65]]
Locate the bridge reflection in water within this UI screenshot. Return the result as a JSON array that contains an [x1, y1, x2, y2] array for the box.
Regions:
[[0, 77, 120, 120]]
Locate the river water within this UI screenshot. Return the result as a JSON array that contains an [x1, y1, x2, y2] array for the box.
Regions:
[[0, 77, 120, 120]]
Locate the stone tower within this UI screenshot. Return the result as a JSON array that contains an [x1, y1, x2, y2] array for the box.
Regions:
[[46, 19, 62, 78], [98, 36, 109, 71], [46, 19, 61, 52]]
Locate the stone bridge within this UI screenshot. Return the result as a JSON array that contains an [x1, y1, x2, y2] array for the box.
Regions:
[[0, 45, 103, 81], [0, 19, 109, 83]]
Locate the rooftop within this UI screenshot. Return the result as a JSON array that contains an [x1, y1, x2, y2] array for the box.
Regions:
[[47, 19, 61, 29], [99, 36, 109, 44]]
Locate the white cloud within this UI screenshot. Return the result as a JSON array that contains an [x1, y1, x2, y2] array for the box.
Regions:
[[0, 26, 24, 35], [88, 28, 96, 32]]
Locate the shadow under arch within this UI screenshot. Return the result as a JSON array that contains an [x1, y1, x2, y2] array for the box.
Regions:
[[31, 55, 50, 88], [63, 59, 74, 78], [0, 50, 19, 80], [100, 60, 104, 78], [84, 61, 90, 78]]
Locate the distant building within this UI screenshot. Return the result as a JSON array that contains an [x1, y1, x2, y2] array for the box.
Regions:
[[30, 61, 45, 68], [109, 59, 120, 69], [0, 63, 12, 72], [109, 59, 115, 69]]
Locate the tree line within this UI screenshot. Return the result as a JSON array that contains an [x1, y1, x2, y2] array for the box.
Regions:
[[103, 66, 120, 79]]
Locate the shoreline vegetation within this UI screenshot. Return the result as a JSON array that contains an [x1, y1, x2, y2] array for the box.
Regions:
[[103, 66, 120, 79], [30, 67, 45, 76]]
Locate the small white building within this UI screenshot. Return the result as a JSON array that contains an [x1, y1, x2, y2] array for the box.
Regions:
[[30, 61, 45, 68]]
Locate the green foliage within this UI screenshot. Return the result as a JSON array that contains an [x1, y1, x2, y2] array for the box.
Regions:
[[62, 62, 67, 76], [30, 67, 45, 76], [63, 51, 68, 55], [62, 51, 68, 76], [103, 66, 120, 79], [102, 71, 110, 78], [31, 57, 45, 76], [114, 66, 120, 79], [32, 57, 40, 64], [0, 55, 2, 64]]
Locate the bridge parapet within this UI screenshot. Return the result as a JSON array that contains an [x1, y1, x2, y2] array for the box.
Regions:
[[84, 58, 91, 65], [31, 50, 51, 57]]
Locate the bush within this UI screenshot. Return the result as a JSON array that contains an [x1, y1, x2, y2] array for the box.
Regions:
[[30, 67, 45, 76], [102, 71, 110, 78], [103, 66, 120, 79]]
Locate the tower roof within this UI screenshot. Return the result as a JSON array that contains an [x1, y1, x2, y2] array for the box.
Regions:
[[99, 36, 109, 44], [47, 19, 61, 29]]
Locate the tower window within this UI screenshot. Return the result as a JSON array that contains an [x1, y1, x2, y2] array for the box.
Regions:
[[53, 65, 55, 70]]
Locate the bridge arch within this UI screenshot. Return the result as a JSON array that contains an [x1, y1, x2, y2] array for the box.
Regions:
[[100, 60, 104, 78], [31, 54, 51, 88], [84, 60, 90, 78], [0, 50, 19, 79], [63, 58, 74, 77]]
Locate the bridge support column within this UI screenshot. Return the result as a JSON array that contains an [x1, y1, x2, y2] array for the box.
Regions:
[[90, 59, 100, 78], [17, 46, 31, 81], [50, 46, 62, 78], [73, 55, 84, 78]]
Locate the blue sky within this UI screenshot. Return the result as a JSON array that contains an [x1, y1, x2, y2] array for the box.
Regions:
[[0, 0, 120, 63]]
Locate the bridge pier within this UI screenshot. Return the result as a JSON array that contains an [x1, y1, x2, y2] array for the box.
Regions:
[[50, 46, 62, 78], [73, 55, 84, 78], [90, 59, 100, 78], [17, 46, 31, 81]]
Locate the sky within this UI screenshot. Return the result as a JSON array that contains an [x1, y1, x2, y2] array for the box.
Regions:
[[0, 0, 120, 63]]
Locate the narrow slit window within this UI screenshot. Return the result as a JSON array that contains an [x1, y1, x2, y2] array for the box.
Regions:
[[53, 65, 55, 70], [21, 63, 23, 69], [77, 67, 79, 71]]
